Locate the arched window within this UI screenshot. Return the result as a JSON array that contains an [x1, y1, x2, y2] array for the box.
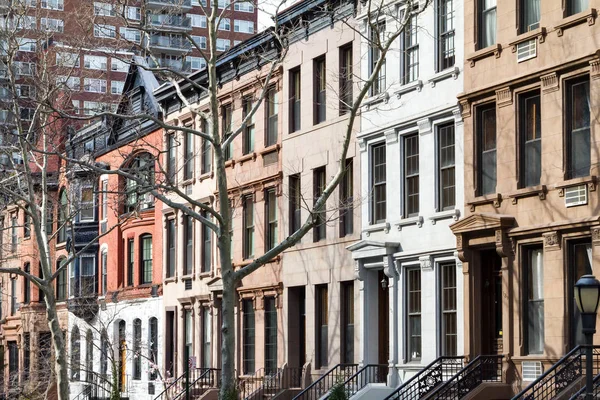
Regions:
[[86, 330, 93, 382], [133, 319, 142, 380], [58, 189, 68, 243], [71, 326, 80, 381], [140, 234, 152, 284], [148, 317, 158, 380], [100, 329, 109, 377], [125, 153, 155, 213]]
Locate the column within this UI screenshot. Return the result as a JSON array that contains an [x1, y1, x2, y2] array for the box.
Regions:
[[385, 255, 399, 387]]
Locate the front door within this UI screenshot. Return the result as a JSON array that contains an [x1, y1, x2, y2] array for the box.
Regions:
[[378, 270, 389, 364], [480, 250, 503, 355]]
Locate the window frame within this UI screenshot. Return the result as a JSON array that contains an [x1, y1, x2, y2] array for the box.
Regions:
[[437, 123, 456, 211], [403, 134, 420, 218], [265, 189, 278, 251], [315, 284, 328, 369], [476, 103, 497, 196], [369, 21, 386, 96], [242, 299, 256, 374], [565, 76, 591, 180], [266, 86, 279, 146], [437, 0, 455, 71], [264, 297, 278, 374], [313, 167, 326, 242], [242, 96, 255, 155], [140, 234, 153, 285], [313, 56, 326, 125], [371, 142, 387, 224], [401, 13, 419, 85], [183, 215, 193, 275], [518, 90, 542, 188], [243, 195, 254, 260], [184, 131, 194, 181], [439, 262, 457, 356], [289, 67, 301, 133], [406, 267, 422, 362], [478, 0, 497, 49], [289, 174, 301, 235], [522, 246, 544, 355]]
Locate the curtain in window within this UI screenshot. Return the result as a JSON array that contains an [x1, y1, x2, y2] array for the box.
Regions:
[[523, 0, 540, 31], [482, 0, 497, 47]]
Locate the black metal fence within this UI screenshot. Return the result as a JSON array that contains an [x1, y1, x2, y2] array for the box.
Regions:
[[293, 364, 359, 400]]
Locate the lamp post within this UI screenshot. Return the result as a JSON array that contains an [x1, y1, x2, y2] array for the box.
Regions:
[[574, 275, 600, 400]]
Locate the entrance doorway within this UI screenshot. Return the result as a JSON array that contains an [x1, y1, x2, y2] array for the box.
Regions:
[[480, 250, 503, 355], [287, 286, 306, 368], [378, 270, 389, 364]]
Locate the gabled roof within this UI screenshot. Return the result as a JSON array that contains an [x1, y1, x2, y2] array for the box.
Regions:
[[346, 240, 400, 259], [450, 213, 516, 234]]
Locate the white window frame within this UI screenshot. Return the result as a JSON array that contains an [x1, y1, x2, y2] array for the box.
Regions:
[[40, 18, 64, 33], [84, 78, 107, 93], [94, 24, 116, 39], [218, 18, 230, 31], [93, 2, 115, 16], [111, 81, 125, 95], [84, 55, 108, 70], [41, 0, 63, 11]]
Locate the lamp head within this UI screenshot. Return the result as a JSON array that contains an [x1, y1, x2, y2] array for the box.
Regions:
[[575, 275, 600, 314]]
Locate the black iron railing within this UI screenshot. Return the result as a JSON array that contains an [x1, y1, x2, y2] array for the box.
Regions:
[[513, 346, 600, 400], [569, 370, 600, 399], [293, 364, 359, 400], [425, 355, 504, 399], [329, 364, 387, 399], [154, 368, 220, 400], [239, 366, 304, 400], [71, 372, 131, 400], [383, 356, 465, 400]]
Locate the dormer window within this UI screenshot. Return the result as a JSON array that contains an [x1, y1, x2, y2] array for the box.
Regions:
[[125, 153, 155, 213]]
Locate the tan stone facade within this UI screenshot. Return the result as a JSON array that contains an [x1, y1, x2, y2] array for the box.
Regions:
[[456, 0, 600, 392]]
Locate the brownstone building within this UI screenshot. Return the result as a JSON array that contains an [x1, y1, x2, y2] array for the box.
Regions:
[[454, 0, 600, 395]]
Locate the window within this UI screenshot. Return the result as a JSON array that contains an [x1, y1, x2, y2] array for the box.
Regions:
[[313, 167, 326, 242], [315, 285, 328, 368], [235, 1, 254, 12], [289, 175, 301, 234], [402, 14, 419, 84], [20, 108, 35, 121], [71, 327, 80, 380], [568, 0, 588, 16], [242, 97, 255, 154], [8, 341, 18, 385], [111, 58, 129, 73], [40, 18, 64, 32], [243, 196, 254, 259], [17, 84, 35, 99], [84, 78, 107, 93], [520, 0, 540, 32], [84, 55, 108, 70], [16, 15, 36, 30], [86, 330, 93, 382], [79, 255, 96, 296], [166, 219, 176, 278], [243, 299, 255, 374], [369, 22, 385, 96], [266, 87, 278, 146], [189, 56, 206, 71], [56, 76, 80, 90], [216, 38, 230, 52], [222, 105, 232, 160], [339, 45, 353, 115], [339, 159, 353, 237], [566, 77, 590, 179], [289, 67, 301, 133], [234, 19, 254, 33], [111, 81, 125, 95], [184, 132, 194, 180], [191, 36, 207, 50], [23, 333, 30, 380], [23, 262, 30, 304], [407, 268, 421, 361], [523, 247, 544, 354], [438, 124, 456, 210], [127, 238, 134, 286], [477, 103, 497, 195], [11, 215, 17, 252], [93, 2, 115, 16], [58, 189, 68, 243], [126, 6, 141, 20], [101, 250, 107, 296], [371, 143, 386, 223], [437, 0, 455, 70], [56, 259, 67, 301], [133, 319, 142, 380], [167, 133, 177, 182], [80, 184, 95, 221], [15, 62, 35, 76], [125, 153, 155, 212], [94, 24, 116, 39], [190, 14, 207, 28], [217, 0, 229, 8], [184, 216, 193, 275], [519, 91, 541, 187], [201, 120, 212, 174], [264, 297, 277, 374], [201, 211, 212, 273], [440, 263, 457, 356], [149, 317, 158, 379], [140, 235, 153, 284], [24, 208, 30, 238], [183, 309, 193, 365], [478, 0, 497, 49], [119, 27, 141, 43], [18, 38, 36, 52], [201, 306, 211, 368], [313, 57, 326, 124], [569, 240, 592, 347], [10, 278, 17, 315], [218, 18, 230, 31], [41, 0, 63, 10], [100, 330, 109, 377], [341, 281, 354, 363], [265, 189, 278, 250]]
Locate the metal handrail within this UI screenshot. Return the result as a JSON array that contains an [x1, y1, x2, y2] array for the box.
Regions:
[[570, 370, 600, 399], [172, 368, 212, 400], [383, 356, 465, 400], [293, 363, 359, 400], [330, 364, 387, 399], [426, 355, 504, 399], [153, 370, 190, 400], [513, 346, 600, 400]]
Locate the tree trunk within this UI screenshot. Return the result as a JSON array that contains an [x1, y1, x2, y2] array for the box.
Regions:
[[44, 289, 69, 400]]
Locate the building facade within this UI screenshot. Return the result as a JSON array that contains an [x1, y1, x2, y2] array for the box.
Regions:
[[349, 0, 465, 395], [453, 0, 600, 394]]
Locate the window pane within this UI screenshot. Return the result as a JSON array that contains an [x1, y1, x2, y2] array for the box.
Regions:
[[521, 93, 541, 187], [407, 269, 421, 361], [569, 79, 590, 178]]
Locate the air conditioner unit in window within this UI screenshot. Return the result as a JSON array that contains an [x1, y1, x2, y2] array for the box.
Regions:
[[565, 184, 587, 207], [522, 361, 542, 381], [517, 39, 536, 62]]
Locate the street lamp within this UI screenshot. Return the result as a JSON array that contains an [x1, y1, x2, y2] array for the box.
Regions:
[[574, 275, 600, 400]]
